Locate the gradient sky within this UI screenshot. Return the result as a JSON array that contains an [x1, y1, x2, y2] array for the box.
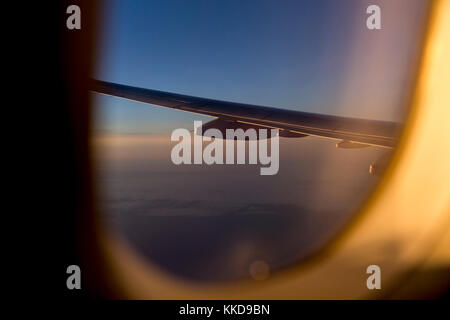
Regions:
[[93, 0, 428, 134]]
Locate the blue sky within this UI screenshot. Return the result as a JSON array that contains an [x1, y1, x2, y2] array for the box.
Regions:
[[93, 0, 427, 134]]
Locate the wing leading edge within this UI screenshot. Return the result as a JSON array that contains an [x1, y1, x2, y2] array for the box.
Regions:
[[91, 80, 401, 148]]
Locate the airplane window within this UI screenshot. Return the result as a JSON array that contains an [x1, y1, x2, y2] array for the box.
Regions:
[[92, 0, 430, 282]]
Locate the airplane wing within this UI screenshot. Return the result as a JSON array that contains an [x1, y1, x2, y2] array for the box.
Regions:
[[91, 80, 401, 148]]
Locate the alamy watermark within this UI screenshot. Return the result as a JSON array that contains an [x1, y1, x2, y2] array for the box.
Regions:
[[170, 121, 279, 175], [66, 5, 81, 30], [366, 264, 381, 290], [66, 265, 81, 290]]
